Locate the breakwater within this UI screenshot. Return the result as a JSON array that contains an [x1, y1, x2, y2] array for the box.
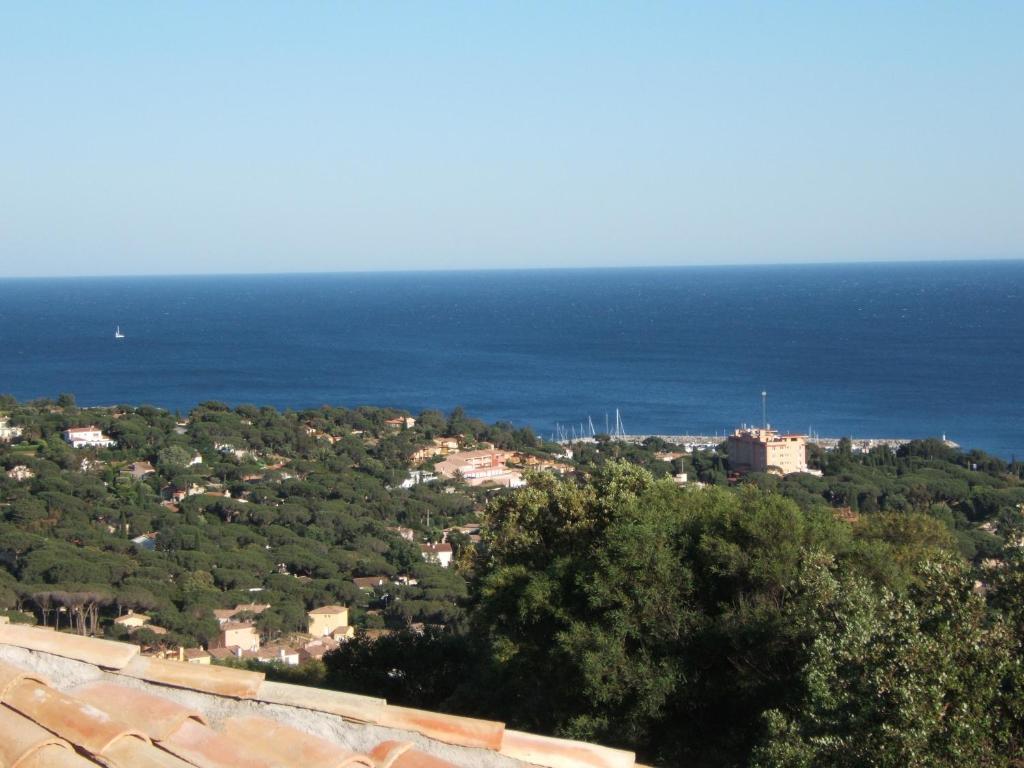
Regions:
[[565, 434, 920, 452]]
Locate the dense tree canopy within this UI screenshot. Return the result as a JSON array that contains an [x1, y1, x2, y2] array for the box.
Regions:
[[4, 395, 1024, 766]]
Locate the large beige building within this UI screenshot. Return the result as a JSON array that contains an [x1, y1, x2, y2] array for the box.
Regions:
[[307, 605, 350, 638], [434, 449, 525, 488], [209, 621, 260, 652], [727, 428, 808, 475]]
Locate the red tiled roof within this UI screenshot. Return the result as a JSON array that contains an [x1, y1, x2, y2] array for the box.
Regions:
[[0, 623, 638, 768], [353, 576, 390, 589], [420, 543, 453, 554], [219, 620, 257, 632], [308, 605, 348, 614], [212, 604, 270, 621]]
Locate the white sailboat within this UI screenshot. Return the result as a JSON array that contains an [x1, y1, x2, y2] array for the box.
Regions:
[[114, 325, 125, 339]]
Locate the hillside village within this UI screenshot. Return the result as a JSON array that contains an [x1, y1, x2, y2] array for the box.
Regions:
[[1, 398, 816, 667], [0, 397, 587, 665], [5, 396, 1024, 764], [2, 397, 1020, 658]]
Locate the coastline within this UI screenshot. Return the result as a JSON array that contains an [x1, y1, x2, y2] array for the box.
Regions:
[[569, 434, 928, 453]]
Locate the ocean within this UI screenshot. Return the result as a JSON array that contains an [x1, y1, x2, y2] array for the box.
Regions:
[[1, 261, 1022, 457]]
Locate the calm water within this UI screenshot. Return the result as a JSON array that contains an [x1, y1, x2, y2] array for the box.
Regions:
[[1, 262, 1022, 457]]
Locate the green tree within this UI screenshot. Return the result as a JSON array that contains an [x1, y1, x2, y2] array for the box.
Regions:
[[754, 554, 1020, 767]]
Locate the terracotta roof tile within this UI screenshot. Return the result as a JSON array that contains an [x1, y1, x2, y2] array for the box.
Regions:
[[120, 655, 264, 698], [0, 633, 637, 768], [16, 742, 99, 768], [499, 729, 635, 768], [219, 620, 257, 631], [308, 605, 349, 614], [369, 741, 415, 768], [0, 624, 139, 669], [159, 718, 279, 768], [71, 680, 208, 740], [256, 680, 386, 723], [0, 703, 76, 768], [376, 705, 504, 750], [222, 715, 374, 767], [3, 678, 149, 757], [369, 740, 459, 768], [102, 736, 198, 768], [0, 658, 51, 700]]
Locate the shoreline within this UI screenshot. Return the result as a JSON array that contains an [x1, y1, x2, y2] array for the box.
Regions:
[[564, 434, 925, 452]]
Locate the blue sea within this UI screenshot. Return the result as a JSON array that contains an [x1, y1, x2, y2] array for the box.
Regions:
[[1, 262, 1023, 457]]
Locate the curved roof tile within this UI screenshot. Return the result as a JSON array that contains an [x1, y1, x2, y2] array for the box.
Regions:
[[121, 655, 264, 698], [222, 715, 375, 767], [3, 678, 151, 757], [71, 680, 209, 741], [0, 704, 76, 768], [0, 623, 138, 669], [0, 658, 51, 701], [16, 742, 98, 768], [0, 626, 637, 768]]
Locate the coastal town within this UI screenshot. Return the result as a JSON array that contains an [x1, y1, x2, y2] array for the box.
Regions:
[[0, 398, 984, 670], [2, 396, 1023, 768]]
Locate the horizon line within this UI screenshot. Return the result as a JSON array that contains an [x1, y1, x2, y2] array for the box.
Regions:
[[1, 255, 1022, 281]]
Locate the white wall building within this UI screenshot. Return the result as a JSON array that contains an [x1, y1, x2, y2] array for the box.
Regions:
[[63, 426, 116, 448], [0, 419, 23, 442]]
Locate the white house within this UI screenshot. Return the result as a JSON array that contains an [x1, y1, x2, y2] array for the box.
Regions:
[[400, 471, 437, 489], [6, 465, 34, 481], [63, 426, 116, 448], [0, 419, 23, 443], [420, 542, 454, 568]]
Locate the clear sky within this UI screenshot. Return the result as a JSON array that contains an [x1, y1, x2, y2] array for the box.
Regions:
[[1, 2, 1021, 277]]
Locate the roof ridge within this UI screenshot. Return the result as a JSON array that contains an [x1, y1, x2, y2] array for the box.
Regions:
[[0, 625, 638, 768], [0, 622, 139, 669]]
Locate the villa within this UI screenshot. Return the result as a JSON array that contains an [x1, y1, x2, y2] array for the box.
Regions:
[[435, 449, 525, 488], [421, 542, 454, 568], [0, 418, 22, 442], [63, 426, 116, 448]]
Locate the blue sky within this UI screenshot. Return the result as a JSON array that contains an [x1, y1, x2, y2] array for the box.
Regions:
[[1, 2, 1021, 277]]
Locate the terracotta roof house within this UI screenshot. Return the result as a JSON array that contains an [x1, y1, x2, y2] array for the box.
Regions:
[[207, 646, 243, 662], [164, 482, 207, 502], [209, 622, 260, 653], [0, 624, 639, 768], [181, 647, 212, 665], [122, 460, 157, 480], [352, 576, 391, 591], [243, 643, 301, 666], [298, 636, 340, 663], [213, 603, 271, 626], [410, 436, 462, 464], [420, 543, 454, 569], [434, 450, 525, 489], [384, 416, 416, 429], [308, 605, 350, 638], [332, 625, 356, 641], [113, 611, 151, 629]]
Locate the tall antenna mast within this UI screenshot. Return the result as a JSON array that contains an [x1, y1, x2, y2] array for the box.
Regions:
[[761, 390, 768, 429]]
